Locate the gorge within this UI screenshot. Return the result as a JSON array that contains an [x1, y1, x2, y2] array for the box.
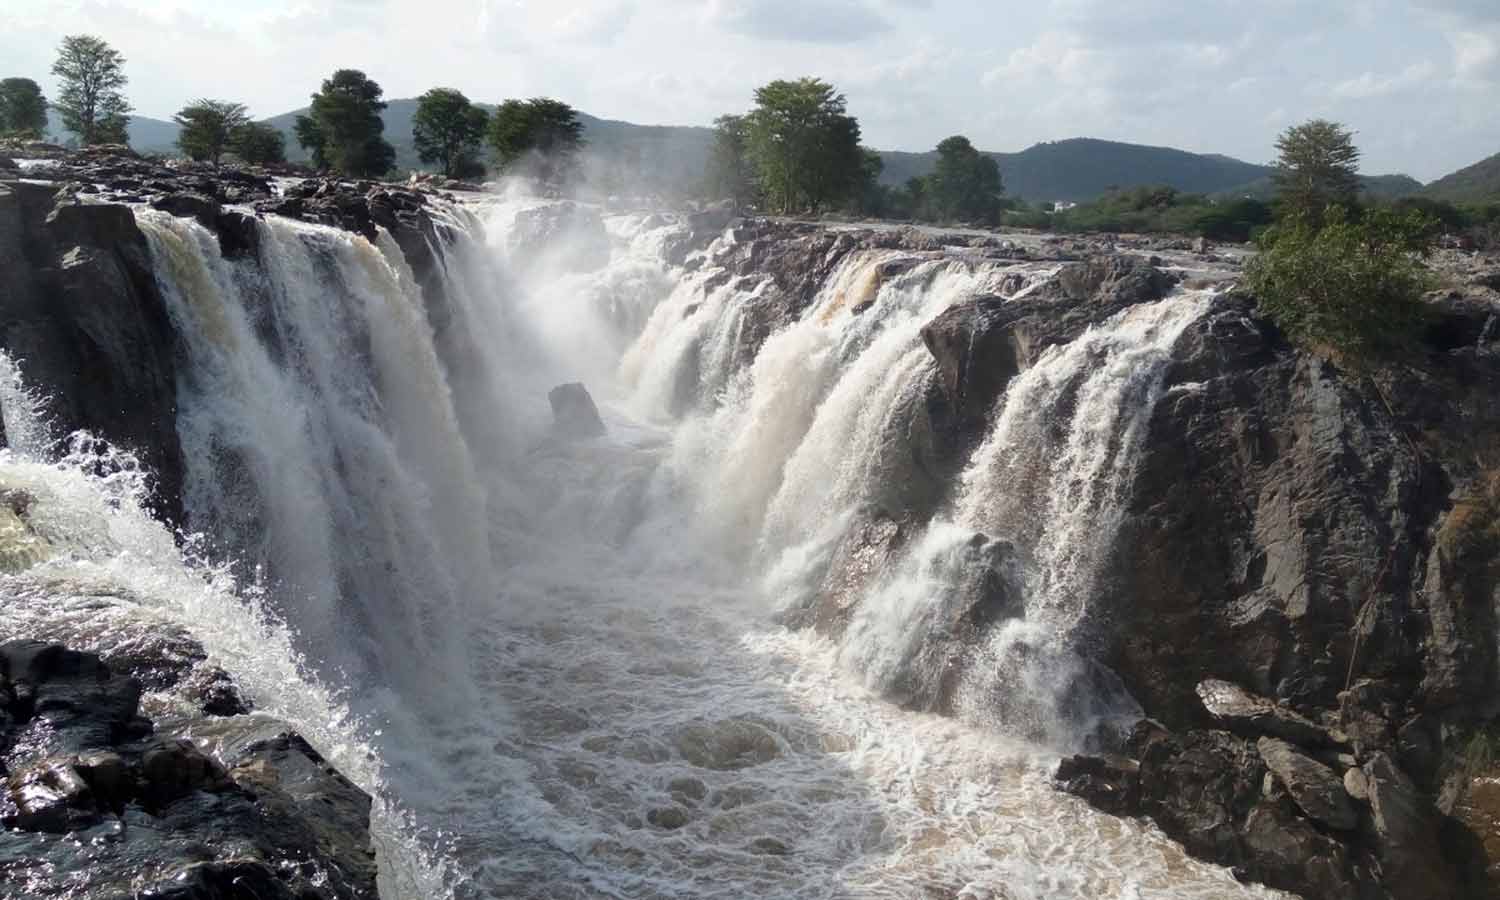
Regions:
[[1, 147, 1498, 900]]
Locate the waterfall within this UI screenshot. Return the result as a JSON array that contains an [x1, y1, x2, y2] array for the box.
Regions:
[[838, 294, 1212, 745], [0, 191, 1276, 899]]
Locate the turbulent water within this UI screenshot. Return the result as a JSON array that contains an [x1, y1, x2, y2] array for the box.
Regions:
[[0, 193, 1282, 899]]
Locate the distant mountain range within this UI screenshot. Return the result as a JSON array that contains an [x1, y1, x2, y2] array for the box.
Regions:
[[1422, 151, 1500, 204], [41, 105, 1487, 205]]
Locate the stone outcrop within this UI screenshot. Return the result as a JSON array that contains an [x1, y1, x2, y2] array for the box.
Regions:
[[0, 640, 376, 900], [0, 180, 184, 524], [1049, 285, 1500, 898]]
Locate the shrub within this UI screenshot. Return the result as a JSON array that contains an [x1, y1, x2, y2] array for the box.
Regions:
[[1244, 206, 1436, 361]]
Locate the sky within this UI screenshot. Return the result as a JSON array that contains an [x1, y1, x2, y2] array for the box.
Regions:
[[7, 0, 1500, 181]]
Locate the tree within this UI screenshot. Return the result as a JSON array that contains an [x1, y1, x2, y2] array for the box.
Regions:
[[229, 121, 286, 165], [928, 135, 1004, 224], [51, 35, 132, 145], [1246, 206, 1434, 361], [1273, 119, 1361, 222], [412, 88, 488, 179], [487, 98, 585, 186], [0, 78, 48, 138], [295, 69, 395, 177], [742, 78, 865, 214], [705, 114, 755, 205], [173, 99, 249, 164]]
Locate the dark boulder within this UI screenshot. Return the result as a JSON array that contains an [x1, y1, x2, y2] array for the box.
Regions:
[[549, 382, 607, 439], [1256, 736, 1359, 831]]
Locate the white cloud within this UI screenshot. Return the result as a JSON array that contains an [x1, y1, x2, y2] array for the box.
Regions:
[[1329, 61, 1438, 98]]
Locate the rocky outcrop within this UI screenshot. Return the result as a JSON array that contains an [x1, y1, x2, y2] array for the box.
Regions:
[[0, 180, 184, 524], [1050, 286, 1500, 898], [0, 640, 376, 900]]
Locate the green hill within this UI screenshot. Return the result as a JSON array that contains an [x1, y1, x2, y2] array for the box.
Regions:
[[1422, 152, 1500, 204], [878, 138, 1269, 203]]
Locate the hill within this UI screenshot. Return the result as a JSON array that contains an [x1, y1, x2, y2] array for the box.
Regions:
[[881, 138, 1421, 204], [1422, 151, 1500, 204], [877, 138, 1270, 203]]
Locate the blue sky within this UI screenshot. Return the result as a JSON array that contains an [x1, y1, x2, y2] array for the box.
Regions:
[[7, 0, 1499, 181]]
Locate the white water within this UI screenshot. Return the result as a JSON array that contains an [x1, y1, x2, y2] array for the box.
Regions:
[[0, 197, 1282, 899]]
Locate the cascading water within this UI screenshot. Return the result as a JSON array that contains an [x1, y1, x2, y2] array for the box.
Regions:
[[0, 192, 1284, 899]]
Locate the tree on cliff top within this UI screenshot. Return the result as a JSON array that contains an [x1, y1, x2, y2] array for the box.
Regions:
[[928, 135, 1005, 224], [742, 78, 865, 214], [1273, 119, 1361, 222], [1247, 206, 1435, 361], [174, 99, 249, 164], [295, 69, 396, 177], [412, 88, 488, 179], [0, 78, 48, 139], [229, 121, 286, 165], [487, 98, 584, 187], [51, 35, 132, 146]]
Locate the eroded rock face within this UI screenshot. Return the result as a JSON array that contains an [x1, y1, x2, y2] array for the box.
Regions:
[[0, 640, 377, 899]]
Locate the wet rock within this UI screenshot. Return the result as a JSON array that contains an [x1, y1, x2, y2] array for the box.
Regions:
[[1197, 679, 1339, 748], [140, 739, 230, 810], [675, 719, 782, 770], [1256, 737, 1358, 831], [0, 639, 379, 900], [668, 775, 707, 803], [3, 756, 96, 832], [1055, 753, 1139, 815], [748, 836, 790, 856], [647, 805, 689, 829], [549, 382, 606, 439]]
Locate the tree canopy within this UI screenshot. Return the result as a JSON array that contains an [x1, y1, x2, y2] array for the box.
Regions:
[[741, 78, 867, 214], [295, 69, 396, 177], [229, 121, 286, 165], [412, 88, 488, 179], [51, 35, 132, 146], [0, 78, 48, 139], [174, 99, 249, 164], [487, 98, 585, 186], [1273, 119, 1361, 221], [927, 135, 1004, 224]]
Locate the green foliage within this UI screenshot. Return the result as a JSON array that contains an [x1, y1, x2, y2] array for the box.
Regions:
[[173, 99, 249, 164], [1273, 119, 1361, 222], [704, 114, 756, 205], [927, 135, 1004, 224], [487, 98, 585, 186], [1194, 198, 1276, 242], [229, 121, 286, 165], [0, 78, 48, 138], [1245, 206, 1436, 361], [296, 70, 396, 177], [412, 88, 488, 179], [741, 78, 866, 214], [51, 35, 132, 145]]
